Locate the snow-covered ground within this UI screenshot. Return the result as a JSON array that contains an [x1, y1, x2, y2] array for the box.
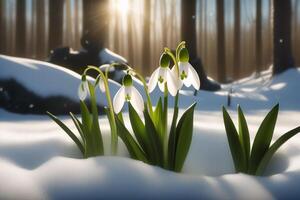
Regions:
[[1, 55, 300, 199]]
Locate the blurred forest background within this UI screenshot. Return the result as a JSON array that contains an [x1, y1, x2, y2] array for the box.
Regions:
[[0, 0, 299, 82]]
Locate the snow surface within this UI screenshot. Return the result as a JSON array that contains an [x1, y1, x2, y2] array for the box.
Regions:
[[1, 56, 300, 199], [0, 54, 121, 106]]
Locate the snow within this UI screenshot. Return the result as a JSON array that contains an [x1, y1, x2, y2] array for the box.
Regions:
[[1, 55, 300, 199], [0, 54, 121, 106], [99, 48, 127, 64]]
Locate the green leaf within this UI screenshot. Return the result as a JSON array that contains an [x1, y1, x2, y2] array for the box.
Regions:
[[238, 105, 250, 169], [88, 83, 104, 155], [80, 100, 92, 133], [222, 106, 246, 172], [144, 108, 164, 166], [174, 103, 196, 172], [249, 104, 279, 174], [255, 126, 300, 175], [167, 106, 179, 170], [153, 97, 163, 137], [128, 103, 153, 160], [115, 115, 148, 163], [69, 112, 85, 144], [47, 111, 84, 154]]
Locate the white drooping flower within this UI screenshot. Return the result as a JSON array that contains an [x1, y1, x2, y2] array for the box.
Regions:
[[172, 48, 200, 90], [113, 74, 144, 113], [95, 75, 106, 93], [78, 77, 89, 100], [148, 53, 178, 96]]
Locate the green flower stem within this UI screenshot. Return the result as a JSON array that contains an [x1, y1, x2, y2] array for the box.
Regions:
[[83, 65, 118, 155], [133, 71, 154, 116], [163, 82, 168, 166]]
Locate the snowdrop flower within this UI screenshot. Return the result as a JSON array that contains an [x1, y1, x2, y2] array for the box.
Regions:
[[113, 74, 144, 113], [148, 53, 178, 96], [78, 76, 89, 100], [173, 48, 200, 90], [95, 76, 106, 93]]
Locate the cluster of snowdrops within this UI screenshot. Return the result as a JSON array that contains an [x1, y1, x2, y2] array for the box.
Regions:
[[48, 41, 300, 176]]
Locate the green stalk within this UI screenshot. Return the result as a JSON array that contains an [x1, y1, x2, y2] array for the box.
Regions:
[[163, 83, 168, 167], [84, 65, 118, 155]]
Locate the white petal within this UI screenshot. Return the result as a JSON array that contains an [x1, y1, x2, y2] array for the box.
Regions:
[[178, 62, 189, 77], [113, 86, 125, 113], [188, 64, 201, 90], [171, 65, 183, 90], [130, 86, 144, 113], [166, 69, 179, 96], [78, 82, 88, 100], [183, 77, 192, 87], [158, 81, 165, 92], [99, 78, 106, 92], [158, 67, 167, 80], [148, 68, 159, 93]]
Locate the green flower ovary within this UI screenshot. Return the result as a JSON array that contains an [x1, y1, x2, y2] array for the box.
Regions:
[[179, 48, 189, 62], [160, 53, 170, 68], [123, 74, 133, 86]]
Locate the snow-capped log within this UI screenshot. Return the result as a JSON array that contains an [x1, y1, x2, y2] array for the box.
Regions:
[[0, 55, 121, 115]]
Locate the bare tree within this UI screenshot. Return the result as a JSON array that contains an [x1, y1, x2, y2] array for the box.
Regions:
[[233, 0, 241, 79], [49, 0, 64, 51], [216, 0, 226, 82], [82, 0, 108, 48], [273, 0, 294, 75], [181, 0, 197, 59], [0, 0, 6, 54], [142, 0, 151, 75], [16, 0, 26, 57], [256, 0, 262, 73]]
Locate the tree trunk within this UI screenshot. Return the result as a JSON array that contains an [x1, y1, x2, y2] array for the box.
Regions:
[[273, 0, 294, 75], [142, 0, 151, 75], [16, 0, 26, 57], [216, 0, 226, 82], [82, 0, 108, 48], [256, 0, 262, 73], [0, 1, 6, 54], [49, 0, 64, 51], [36, 0, 47, 59], [233, 0, 240, 79], [181, 0, 197, 59]]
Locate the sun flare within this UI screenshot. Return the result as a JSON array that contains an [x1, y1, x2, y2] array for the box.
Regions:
[[113, 0, 129, 14]]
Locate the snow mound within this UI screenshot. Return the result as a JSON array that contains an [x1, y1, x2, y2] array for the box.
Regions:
[[99, 48, 127, 64], [0, 54, 121, 106]]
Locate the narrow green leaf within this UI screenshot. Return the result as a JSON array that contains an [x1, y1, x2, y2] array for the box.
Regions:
[[144, 109, 164, 166], [174, 103, 196, 172], [88, 83, 104, 155], [255, 126, 300, 175], [115, 115, 148, 163], [128, 103, 153, 160], [80, 100, 92, 133], [249, 104, 279, 174], [167, 106, 179, 170], [47, 111, 84, 154], [69, 112, 85, 144], [222, 106, 246, 172], [153, 97, 163, 137], [238, 105, 250, 168]]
